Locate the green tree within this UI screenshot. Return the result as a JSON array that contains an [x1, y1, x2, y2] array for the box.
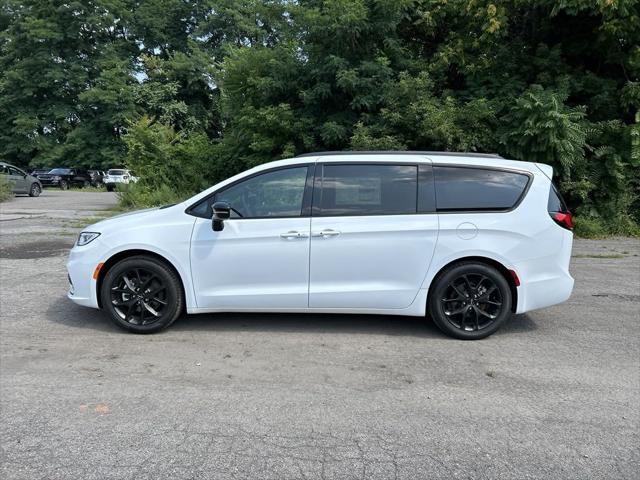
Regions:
[[0, 0, 138, 168]]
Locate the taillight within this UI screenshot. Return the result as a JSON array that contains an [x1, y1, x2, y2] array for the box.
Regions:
[[123, 175, 129, 179], [550, 211, 573, 230], [547, 183, 572, 231]]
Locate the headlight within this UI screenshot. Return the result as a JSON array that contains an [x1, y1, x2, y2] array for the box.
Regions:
[[77, 232, 100, 246], [53, 175, 61, 180]]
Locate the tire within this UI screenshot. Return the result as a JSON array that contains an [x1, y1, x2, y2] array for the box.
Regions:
[[428, 262, 512, 340], [29, 183, 41, 197], [100, 256, 184, 334], [82, 180, 90, 188], [106, 184, 114, 192], [60, 180, 69, 190]]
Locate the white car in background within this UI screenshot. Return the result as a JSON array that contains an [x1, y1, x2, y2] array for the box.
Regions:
[[67, 151, 574, 339], [103, 169, 138, 191]]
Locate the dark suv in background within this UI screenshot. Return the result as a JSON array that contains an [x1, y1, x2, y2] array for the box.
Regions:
[[29, 168, 51, 179], [87, 170, 105, 187], [38, 168, 93, 189]]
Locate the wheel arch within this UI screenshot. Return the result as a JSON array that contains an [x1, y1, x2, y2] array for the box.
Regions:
[[426, 256, 519, 313], [96, 249, 187, 310]]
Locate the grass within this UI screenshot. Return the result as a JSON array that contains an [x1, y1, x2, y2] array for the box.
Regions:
[[42, 185, 107, 193], [50, 230, 76, 236], [572, 253, 625, 259], [67, 214, 115, 228], [573, 215, 640, 239], [116, 183, 185, 210], [68, 186, 107, 193], [0, 176, 13, 202]]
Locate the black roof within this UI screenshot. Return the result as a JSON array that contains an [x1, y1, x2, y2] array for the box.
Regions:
[[296, 151, 503, 159]]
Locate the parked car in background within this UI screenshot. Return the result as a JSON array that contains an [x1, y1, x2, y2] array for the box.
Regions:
[[38, 168, 93, 190], [88, 170, 105, 187], [67, 151, 574, 338], [103, 169, 138, 191], [1, 161, 42, 197], [29, 168, 51, 179]]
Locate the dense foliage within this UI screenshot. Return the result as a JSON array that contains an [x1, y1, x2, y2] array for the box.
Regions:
[[0, 175, 12, 202], [1, 1, 638, 232]]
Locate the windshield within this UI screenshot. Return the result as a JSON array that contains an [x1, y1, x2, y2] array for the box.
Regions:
[[108, 169, 126, 175], [49, 168, 72, 175]]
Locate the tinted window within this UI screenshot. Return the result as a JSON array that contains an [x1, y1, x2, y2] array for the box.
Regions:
[[108, 169, 125, 175], [205, 166, 309, 219], [49, 168, 72, 175], [547, 184, 569, 213], [434, 166, 529, 211], [316, 164, 417, 216]]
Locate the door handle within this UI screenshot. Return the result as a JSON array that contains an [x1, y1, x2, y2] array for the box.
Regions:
[[280, 231, 309, 240], [311, 229, 341, 238]]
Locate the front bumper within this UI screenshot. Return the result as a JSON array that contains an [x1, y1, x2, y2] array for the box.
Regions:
[[66, 244, 101, 309], [39, 178, 60, 186]]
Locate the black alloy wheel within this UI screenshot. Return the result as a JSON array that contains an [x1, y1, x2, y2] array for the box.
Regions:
[[441, 273, 503, 331], [429, 262, 512, 340], [101, 256, 183, 333], [29, 183, 41, 197], [60, 180, 69, 190]]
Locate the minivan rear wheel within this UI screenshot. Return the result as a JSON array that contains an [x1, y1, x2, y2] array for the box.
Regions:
[[429, 262, 512, 340], [101, 256, 183, 333]]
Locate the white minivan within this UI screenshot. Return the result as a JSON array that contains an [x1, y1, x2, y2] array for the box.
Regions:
[[67, 152, 574, 339]]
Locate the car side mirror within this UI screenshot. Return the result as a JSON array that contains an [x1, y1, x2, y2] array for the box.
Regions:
[[212, 201, 231, 231]]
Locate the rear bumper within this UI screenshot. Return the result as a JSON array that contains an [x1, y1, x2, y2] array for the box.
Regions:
[[515, 270, 574, 313], [513, 231, 574, 314]]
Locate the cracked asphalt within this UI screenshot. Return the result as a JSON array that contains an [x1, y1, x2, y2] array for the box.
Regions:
[[1, 190, 639, 479]]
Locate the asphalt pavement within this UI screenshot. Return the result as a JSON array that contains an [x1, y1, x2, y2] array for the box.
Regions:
[[1, 190, 638, 479]]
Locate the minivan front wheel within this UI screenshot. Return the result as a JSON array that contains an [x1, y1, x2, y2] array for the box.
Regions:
[[429, 262, 512, 340], [101, 256, 183, 333]]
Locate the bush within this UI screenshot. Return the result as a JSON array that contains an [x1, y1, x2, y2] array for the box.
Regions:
[[573, 216, 608, 239], [0, 176, 13, 202], [573, 215, 640, 239], [119, 117, 226, 209], [116, 183, 185, 210]]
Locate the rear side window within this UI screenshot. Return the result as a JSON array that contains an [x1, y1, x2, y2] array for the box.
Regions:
[[315, 164, 417, 216], [434, 166, 530, 211], [547, 184, 569, 213]]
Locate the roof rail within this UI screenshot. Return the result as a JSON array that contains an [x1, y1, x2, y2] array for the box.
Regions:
[[295, 150, 503, 159]]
